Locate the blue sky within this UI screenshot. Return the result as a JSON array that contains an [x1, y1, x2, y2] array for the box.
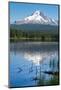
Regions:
[[9, 2, 59, 24]]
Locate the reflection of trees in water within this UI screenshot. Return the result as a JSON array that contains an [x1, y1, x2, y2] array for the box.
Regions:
[[49, 58, 55, 71], [49, 53, 58, 72]]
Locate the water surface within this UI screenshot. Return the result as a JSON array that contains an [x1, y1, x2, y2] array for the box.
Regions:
[[9, 42, 59, 87]]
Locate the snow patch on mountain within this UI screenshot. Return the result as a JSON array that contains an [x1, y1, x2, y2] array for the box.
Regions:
[[14, 10, 58, 25]]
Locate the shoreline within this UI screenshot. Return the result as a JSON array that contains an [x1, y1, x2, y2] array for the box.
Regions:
[[10, 41, 59, 45], [10, 38, 58, 43]]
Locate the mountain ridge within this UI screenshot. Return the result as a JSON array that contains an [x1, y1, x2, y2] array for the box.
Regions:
[[14, 10, 58, 25]]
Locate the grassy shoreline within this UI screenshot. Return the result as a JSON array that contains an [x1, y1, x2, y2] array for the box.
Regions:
[[10, 37, 59, 42]]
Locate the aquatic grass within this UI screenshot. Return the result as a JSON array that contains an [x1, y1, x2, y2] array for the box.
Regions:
[[47, 75, 59, 85]]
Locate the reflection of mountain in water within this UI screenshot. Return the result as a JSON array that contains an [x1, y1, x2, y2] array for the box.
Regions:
[[24, 51, 58, 71], [24, 52, 48, 65], [10, 42, 59, 87], [10, 42, 58, 71], [24, 52, 45, 65]]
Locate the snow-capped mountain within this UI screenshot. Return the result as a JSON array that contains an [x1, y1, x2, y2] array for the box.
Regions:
[[14, 10, 58, 25]]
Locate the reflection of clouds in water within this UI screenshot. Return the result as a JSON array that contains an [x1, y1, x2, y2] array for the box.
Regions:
[[24, 52, 48, 65], [24, 51, 58, 66]]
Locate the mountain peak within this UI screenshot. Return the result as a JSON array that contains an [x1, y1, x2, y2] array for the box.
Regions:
[[14, 10, 58, 25], [32, 10, 45, 17], [33, 10, 41, 16]]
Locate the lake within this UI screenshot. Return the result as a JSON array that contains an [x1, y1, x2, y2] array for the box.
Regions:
[[9, 42, 59, 88]]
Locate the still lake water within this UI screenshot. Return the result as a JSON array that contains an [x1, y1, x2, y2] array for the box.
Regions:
[[9, 42, 59, 87]]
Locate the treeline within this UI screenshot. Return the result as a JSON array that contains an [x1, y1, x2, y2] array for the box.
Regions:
[[10, 29, 59, 42]]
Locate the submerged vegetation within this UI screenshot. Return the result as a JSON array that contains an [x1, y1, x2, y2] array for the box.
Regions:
[[38, 74, 59, 86], [10, 29, 59, 42]]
